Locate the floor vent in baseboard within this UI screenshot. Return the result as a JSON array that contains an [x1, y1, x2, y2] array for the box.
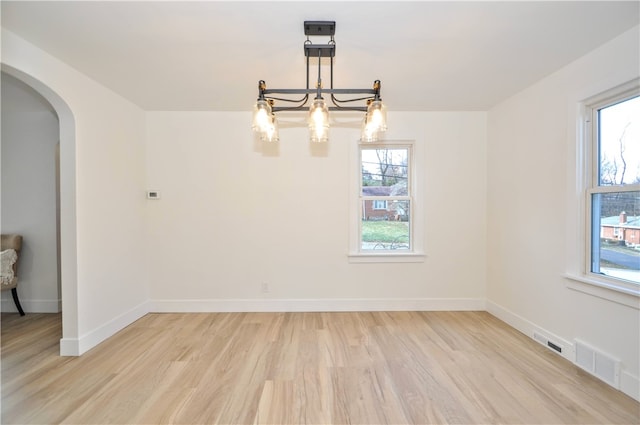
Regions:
[[533, 332, 563, 354], [575, 340, 620, 388]]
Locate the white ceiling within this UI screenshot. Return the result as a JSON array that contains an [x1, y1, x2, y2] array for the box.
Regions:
[[2, 1, 638, 111]]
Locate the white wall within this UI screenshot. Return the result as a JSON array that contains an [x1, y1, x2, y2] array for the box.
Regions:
[[1, 72, 60, 312], [1, 30, 149, 355], [487, 26, 640, 399], [146, 111, 487, 310]]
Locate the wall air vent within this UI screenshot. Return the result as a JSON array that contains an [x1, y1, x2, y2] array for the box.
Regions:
[[575, 340, 620, 388]]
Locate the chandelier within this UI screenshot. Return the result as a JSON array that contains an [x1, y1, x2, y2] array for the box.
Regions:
[[252, 21, 387, 143]]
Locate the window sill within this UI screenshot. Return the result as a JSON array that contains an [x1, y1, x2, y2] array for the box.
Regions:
[[564, 273, 640, 309], [348, 252, 426, 263]]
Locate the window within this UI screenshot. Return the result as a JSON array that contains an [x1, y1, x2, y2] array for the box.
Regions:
[[587, 89, 640, 287], [360, 146, 411, 251], [349, 140, 424, 262]]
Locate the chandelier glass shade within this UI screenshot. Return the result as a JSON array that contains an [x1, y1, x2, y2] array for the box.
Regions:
[[308, 98, 330, 143], [361, 100, 388, 142], [251, 21, 387, 144], [252, 99, 279, 143]]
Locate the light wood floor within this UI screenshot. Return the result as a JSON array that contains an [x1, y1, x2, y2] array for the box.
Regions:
[[2, 311, 639, 424]]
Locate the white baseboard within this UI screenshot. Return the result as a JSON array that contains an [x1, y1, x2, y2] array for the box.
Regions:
[[59, 300, 150, 356], [486, 300, 574, 361], [487, 300, 639, 402], [150, 297, 486, 313], [620, 371, 640, 402], [59, 337, 80, 356], [1, 298, 61, 313]]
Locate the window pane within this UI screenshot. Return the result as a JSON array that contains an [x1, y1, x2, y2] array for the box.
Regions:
[[591, 191, 640, 284], [361, 200, 410, 250], [361, 148, 409, 196], [598, 96, 640, 186]]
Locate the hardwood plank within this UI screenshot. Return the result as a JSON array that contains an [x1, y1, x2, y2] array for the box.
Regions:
[[2, 311, 639, 424]]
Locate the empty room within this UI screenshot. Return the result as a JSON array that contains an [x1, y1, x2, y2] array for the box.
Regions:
[[1, 1, 639, 424]]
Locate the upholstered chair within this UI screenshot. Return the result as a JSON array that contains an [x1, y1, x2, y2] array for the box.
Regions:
[[1, 234, 25, 316]]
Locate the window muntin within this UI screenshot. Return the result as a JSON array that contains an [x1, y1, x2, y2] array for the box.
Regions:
[[588, 94, 640, 285], [360, 146, 411, 251]]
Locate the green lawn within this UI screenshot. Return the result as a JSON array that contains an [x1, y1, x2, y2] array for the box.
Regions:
[[362, 220, 409, 243]]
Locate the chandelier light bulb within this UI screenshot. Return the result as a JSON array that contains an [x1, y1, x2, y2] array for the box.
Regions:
[[308, 98, 330, 143], [365, 100, 387, 133], [361, 116, 379, 142], [252, 99, 272, 134], [262, 115, 280, 143]]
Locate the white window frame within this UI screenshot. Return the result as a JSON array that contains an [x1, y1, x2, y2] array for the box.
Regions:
[[565, 79, 640, 306], [348, 140, 425, 263]]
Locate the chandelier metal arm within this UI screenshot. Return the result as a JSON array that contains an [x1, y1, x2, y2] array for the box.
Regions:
[[327, 106, 367, 112], [266, 94, 310, 106], [263, 88, 376, 95], [331, 94, 375, 104], [262, 87, 378, 112], [272, 105, 367, 113]]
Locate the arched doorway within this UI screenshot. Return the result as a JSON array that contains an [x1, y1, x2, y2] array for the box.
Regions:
[[1, 72, 59, 311], [1, 65, 79, 355]]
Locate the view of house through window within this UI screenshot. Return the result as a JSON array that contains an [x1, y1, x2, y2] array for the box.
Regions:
[[360, 147, 411, 251], [590, 94, 640, 284]]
